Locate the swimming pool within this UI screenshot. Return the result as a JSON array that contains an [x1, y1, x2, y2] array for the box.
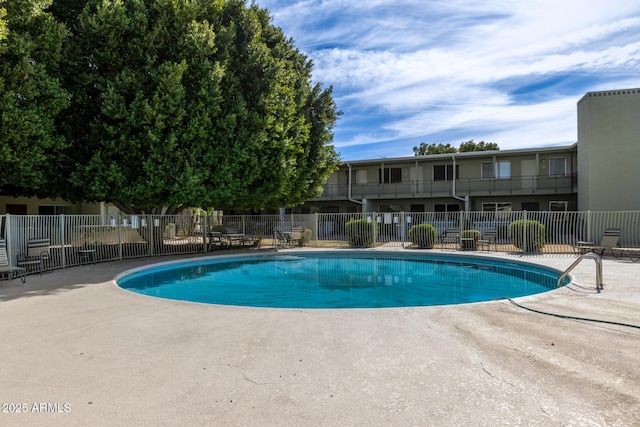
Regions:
[[116, 251, 568, 308]]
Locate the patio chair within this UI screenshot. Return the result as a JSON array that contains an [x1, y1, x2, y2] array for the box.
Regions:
[[288, 227, 306, 247], [0, 239, 26, 284], [477, 228, 497, 251], [441, 228, 460, 250], [222, 228, 253, 248], [575, 228, 621, 256], [274, 229, 292, 248], [17, 237, 51, 275], [207, 231, 223, 251]]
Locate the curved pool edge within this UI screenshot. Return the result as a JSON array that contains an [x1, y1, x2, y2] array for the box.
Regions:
[[113, 249, 575, 308]]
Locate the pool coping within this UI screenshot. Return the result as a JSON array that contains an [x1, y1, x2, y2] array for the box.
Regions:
[[113, 249, 575, 309]]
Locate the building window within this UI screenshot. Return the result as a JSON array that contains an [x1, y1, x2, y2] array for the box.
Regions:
[[433, 164, 458, 181], [482, 202, 512, 212], [379, 167, 401, 184], [5, 204, 27, 215], [496, 161, 511, 179], [481, 162, 494, 179], [434, 203, 459, 212], [549, 158, 566, 176], [410, 204, 424, 212], [322, 206, 340, 213], [38, 205, 71, 215], [481, 161, 511, 179], [351, 169, 368, 184], [521, 202, 540, 211], [549, 201, 568, 211], [379, 204, 402, 212]]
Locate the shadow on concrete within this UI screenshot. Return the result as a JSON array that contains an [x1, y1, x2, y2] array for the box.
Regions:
[[0, 249, 275, 302]]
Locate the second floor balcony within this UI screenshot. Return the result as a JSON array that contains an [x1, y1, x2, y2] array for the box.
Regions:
[[317, 174, 577, 201]]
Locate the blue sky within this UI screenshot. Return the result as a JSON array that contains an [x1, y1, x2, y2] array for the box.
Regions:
[[256, 0, 640, 160]]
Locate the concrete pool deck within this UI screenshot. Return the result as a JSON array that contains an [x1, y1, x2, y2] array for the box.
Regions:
[[0, 249, 638, 426]]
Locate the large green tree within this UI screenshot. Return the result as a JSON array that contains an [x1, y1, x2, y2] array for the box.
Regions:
[[459, 140, 499, 152], [412, 142, 457, 155], [413, 140, 499, 156], [0, 0, 69, 196], [52, 0, 340, 214]]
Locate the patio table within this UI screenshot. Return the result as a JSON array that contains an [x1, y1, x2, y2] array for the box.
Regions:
[[78, 248, 97, 264]]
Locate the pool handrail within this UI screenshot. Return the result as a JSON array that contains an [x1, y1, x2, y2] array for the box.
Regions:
[[557, 252, 603, 292]]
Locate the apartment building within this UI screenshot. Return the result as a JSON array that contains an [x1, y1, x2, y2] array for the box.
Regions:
[[300, 145, 578, 214]]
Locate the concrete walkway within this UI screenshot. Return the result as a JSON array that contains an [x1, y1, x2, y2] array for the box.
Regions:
[[1, 250, 639, 426]]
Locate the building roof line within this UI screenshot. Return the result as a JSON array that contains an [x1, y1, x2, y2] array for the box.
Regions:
[[578, 88, 640, 104], [341, 144, 577, 165]]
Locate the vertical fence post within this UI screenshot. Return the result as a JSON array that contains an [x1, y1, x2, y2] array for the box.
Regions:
[[523, 210, 528, 254], [59, 214, 66, 269], [203, 214, 208, 253], [313, 212, 317, 248], [5, 213, 12, 264], [400, 212, 406, 248], [117, 215, 123, 260], [586, 210, 591, 243], [377, 211, 381, 246], [149, 216, 155, 257]]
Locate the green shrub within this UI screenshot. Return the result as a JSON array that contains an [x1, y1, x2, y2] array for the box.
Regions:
[[461, 229, 481, 250], [509, 220, 545, 252], [409, 224, 437, 248], [345, 218, 378, 247]]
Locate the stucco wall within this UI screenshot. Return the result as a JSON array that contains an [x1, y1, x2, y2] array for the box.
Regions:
[[578, 89, 640, 211]]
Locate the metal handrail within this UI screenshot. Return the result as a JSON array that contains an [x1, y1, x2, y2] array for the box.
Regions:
[[273, 229, 289, 249], [557, 252, 603, 292]]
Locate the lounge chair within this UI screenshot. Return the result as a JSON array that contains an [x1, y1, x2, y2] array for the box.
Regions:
[[611, 247, 640, 262], [575, 228, 621, 256], [0, 239, 26, 284], [17, 237, 51, 274]]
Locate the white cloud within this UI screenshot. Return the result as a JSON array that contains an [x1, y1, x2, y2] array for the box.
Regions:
[[257, 0, 640, 158]]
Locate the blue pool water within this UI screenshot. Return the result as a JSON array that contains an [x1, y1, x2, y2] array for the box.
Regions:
[[116, 252, 567, 308]]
